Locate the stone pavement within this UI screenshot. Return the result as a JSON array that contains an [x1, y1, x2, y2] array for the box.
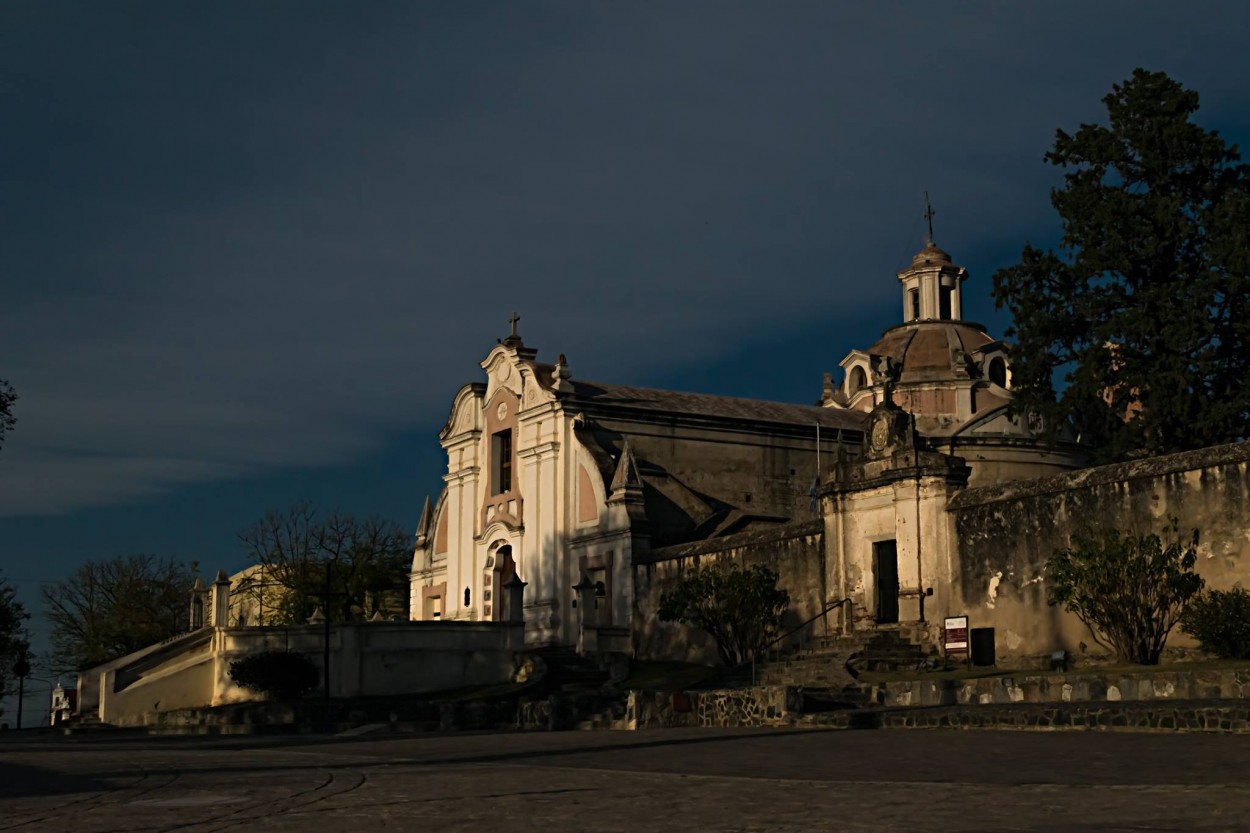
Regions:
[[3, 727, 1250, 832]]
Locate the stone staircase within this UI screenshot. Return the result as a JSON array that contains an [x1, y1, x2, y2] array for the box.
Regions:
[[530, 647, 613, 690], [527, 647, 632, 730], [57, 713, 114, 734], [747, 629, 935, 689], [575, 694, 631, 730]]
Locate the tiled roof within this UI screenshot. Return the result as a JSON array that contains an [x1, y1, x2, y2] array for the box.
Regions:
[[569, 380, 867, 431]]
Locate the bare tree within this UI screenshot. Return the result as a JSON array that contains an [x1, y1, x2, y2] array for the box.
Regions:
[[238, 503, 411, 625], [42, 555, 198, 671]]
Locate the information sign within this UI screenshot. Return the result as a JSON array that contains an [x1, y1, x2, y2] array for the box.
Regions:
[[944, 615, 969, 654]]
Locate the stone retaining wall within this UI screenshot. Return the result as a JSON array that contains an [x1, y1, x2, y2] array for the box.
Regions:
[[877, 666, 1250, 708], [800, 700, 1250, 733]]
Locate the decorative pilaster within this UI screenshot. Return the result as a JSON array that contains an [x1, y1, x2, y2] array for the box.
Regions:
[[211, 570, 230, 628]]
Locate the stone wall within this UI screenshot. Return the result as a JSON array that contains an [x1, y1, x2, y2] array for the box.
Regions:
[[947, 441, 1250, 660], [632, 520, 825, 664], [877, 666, 1250, 708], [628, 687, 794, 729]]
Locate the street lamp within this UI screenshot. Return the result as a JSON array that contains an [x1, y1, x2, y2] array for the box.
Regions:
[[11, 657, 30, 729]]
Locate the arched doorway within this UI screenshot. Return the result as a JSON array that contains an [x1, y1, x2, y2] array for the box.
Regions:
[[484, 542, 518, 621]]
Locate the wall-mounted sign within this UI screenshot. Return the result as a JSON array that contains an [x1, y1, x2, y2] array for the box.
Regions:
[[944, 615, 969, 654]]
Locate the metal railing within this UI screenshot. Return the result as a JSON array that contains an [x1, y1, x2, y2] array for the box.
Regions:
[[747, 597, 853, 687]]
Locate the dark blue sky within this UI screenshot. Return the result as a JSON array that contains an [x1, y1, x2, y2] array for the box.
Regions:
[[4, 2, 1250, 703]]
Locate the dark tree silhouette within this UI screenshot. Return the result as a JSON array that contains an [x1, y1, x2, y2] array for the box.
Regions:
[[43, 555, 197, 671], [993, 69, 1250, 462]]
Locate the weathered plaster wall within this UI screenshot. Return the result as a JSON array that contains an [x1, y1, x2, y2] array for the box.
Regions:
[[948, 441, 1250, 660], [92, 621, 523, 725], [96, 631, 216, 723], [632, 520, 825, 664]]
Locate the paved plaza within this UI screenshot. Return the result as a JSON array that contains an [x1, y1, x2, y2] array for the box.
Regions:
[[3, 727, 1250, 832]]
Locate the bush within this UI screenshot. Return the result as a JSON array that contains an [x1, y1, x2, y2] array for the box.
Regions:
[[657, 562, 789, 667], [228, 650, 319, 700], [1180, 587, 1250, 659], [1046, 519, 1204, 665]]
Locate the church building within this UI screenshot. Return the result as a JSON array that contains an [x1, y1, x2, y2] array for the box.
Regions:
[[409, 239, 1084, 656]]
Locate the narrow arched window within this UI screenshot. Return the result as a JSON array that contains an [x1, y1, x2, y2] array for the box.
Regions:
[[988, 357, 1007, 388], [464, 587, 471, 607], [848, 366, 867, 395], [909, 288, 920, 321]]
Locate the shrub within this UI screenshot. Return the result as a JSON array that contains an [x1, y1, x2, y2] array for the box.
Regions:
[[228, 650, 319, 700], [1046, 519, 1204, 665], [657, 562, 789, 667], [1180, 587, 1250, 659]]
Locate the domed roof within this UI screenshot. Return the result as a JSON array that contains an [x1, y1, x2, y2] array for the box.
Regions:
[[910, 241, 952, 266], [864, 321, 995, 382]]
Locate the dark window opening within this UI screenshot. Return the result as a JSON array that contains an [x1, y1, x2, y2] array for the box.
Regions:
[[939, 286, 953, 320], [464, 587, 471, 607], [872, 540, 900, 625], [988, 357, 1008, 388], [491, 430, 513, 494], [909, 288, 921, 321]]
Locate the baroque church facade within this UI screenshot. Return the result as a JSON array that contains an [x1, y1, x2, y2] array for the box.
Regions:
[[409, 240, 1085, 657], [73, 240, 1250, 727]]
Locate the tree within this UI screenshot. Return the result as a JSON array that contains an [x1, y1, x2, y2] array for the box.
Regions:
[[657, 562, 790, 667], [238, 503, 410, 625], [0, 378, 16, 452], [992, 69, 1250, 463], [0, 575, 30, 697], [42, 555, 198, 671], [1046, 519, 1204, 665]]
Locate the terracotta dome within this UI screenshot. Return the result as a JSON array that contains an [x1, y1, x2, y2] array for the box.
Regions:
[[863, 321, 995, 383]]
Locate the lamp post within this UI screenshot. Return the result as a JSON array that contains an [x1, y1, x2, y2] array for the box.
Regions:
[[11, 657, 31, 730]]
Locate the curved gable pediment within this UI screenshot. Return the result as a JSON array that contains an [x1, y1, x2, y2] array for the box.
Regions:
[[441, 383, 485, 441]]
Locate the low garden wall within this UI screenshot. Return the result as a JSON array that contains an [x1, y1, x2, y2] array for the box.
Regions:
[[876, 666, 1250, 708]]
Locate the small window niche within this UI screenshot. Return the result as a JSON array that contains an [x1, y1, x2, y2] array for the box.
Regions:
[[909, 288, 921, 321], [491, 429, 513, 495]]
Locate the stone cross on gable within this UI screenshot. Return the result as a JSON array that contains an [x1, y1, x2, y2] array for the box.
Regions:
[[508, 311, 520, 339]]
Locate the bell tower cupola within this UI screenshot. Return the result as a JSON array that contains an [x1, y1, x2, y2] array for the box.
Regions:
[[897, 240, 967, 323], [897, 198, 967, 323]]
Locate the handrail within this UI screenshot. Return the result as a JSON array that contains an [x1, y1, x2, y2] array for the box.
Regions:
[[739, 596, 853, 687]]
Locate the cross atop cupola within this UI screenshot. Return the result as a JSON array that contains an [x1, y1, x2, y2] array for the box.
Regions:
[[896, 202, 968, 323]]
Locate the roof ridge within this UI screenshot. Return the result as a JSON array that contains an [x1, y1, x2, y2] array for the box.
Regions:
[[574, 378, 840, 411]]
